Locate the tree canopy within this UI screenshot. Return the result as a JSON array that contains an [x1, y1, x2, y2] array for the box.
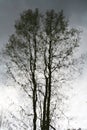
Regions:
[[4, 8, 80, 130]]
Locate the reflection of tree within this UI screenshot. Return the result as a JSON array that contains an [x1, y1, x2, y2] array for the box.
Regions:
[[4, 8, 80, 130]]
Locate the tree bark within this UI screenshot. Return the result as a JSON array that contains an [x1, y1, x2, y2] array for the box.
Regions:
[[46, 40, 52, 130]]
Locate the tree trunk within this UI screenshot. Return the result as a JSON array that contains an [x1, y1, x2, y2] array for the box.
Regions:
[[32, 72, 37, 130], [46, 40, 52, 130], [42, 76, 48, 130]]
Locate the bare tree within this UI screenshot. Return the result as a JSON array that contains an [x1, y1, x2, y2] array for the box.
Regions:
[[39, 10, 80, 130], [4, 9, 80, 130], [5, 8, 40, 130]]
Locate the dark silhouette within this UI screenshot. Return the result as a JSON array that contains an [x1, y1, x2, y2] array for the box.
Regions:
[[4, 9, 80, 130]]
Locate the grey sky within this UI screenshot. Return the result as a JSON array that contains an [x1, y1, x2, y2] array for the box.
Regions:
[[0, 0, 87, 43]]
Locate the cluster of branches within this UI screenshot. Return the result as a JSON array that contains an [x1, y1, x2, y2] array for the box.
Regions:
[[4, 8, 80, 130]]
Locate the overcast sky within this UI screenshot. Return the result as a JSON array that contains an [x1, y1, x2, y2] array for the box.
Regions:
[[0, 0, 87, 46], [0, 0, 87, 129], [0, 0, 87, 40]]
